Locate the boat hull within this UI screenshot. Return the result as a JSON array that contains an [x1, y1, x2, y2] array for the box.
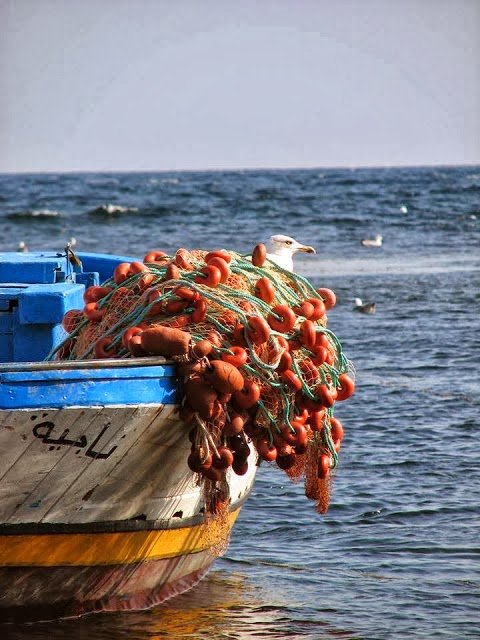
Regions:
[[0, 360, 257, 621]]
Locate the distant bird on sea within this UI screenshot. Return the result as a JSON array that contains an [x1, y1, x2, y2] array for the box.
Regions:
[[399, 205, 408, 214], [17, 241, 28, 252], [361, 234, 383, 247], [264, 234, 316, 271], [354, 298, 376, 314]]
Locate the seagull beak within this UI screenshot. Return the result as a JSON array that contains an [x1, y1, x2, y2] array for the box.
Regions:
[[297, 244, 316, 254]]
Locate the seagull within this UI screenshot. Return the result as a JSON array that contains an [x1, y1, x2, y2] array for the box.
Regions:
[[265, 234, 316, 271], [17, 241, 28, 252], [354, 298, 376, 314], [361, 234, 383, 247]]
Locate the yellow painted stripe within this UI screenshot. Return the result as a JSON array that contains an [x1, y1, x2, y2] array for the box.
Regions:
[[0, 509, 240, 567]]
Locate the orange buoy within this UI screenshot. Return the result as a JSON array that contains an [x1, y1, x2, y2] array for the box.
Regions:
[[129, 261, 150, 275], [254, 277, 276, 304], [203, 360, 245, 394], [336, 373, 355, 401], [205, 256, 230, 283], [316, 287, 336, 310], [62, 309, 83, 333], [211, 446, 234, 470], [246, 315, 271, 345], [188, 447, 213, 473], [174, 248, 194, 270], [308, 409, 325, 432], [256, 438, 278, 462], [223, 412, 247, 436], [113, 262, 131, 285], [317, 454, 331, 479], [94, 336, 117, 359], [305, 297, 326, 321], [194, 264, 222, 288], [175, 286, 200, 302], [127, 334, 147, 357], [310, 345, 330, 366], [267, 304, 296, 332], [191, 339, 213, 359], [205, 250, 232, 264], [293, 300, 315, 319], [83, 301, 105, 322], [184, 377, 218, 420], [165, 298, 189, 314], [252, 243, 267, 267], [191, 297, 207, 323], [277, 350, 293, 373], [146, 289, 164, 316], [316, 384, 335, 408], [122, 325, 144, 349], [144, 251, 169, 265], [221, 346, 248, 367], [233, 379, 261, 408], [83, 285, 113, 304], [329, 416, 344, 441], [281, 369, 303, 391], [165, 263, 181, 280], [299, 319, 316, 349], [140, 325, 191, 357]]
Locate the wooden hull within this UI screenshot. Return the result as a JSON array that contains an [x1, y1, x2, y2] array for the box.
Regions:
[[0, 361, 257, 621]]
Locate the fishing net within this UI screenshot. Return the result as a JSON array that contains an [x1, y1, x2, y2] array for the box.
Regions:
[[50, 244, 355, 515]]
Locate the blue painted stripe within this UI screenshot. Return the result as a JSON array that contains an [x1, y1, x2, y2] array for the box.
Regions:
[[0, 363, 179, 409]]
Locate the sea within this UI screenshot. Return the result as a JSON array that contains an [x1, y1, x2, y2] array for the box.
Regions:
[[0, 165, 479, 640]]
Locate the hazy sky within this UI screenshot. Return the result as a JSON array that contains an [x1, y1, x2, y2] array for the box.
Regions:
[[1, 0, 479, 173]]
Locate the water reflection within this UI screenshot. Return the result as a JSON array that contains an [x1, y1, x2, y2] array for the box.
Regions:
[[2, 569, 356, 640]]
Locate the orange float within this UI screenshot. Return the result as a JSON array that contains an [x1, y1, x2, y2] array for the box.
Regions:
[[305, 297, 326, 321], [233, 379, 261, 408], [254, 277, 276, 304], [336, 373, 355, 401], [281, 369, 303, 391], [165, 263, 180, 280], [174, 248, 194, 270], [221, 346, 248, 367], [205, 250, 232, 264], [267, 304, 296, 332], [83, 285, 113, 304], [317, 454, 331, 479], [329, 416, 344, 441], [83, 301, 105, 322], [113, 262, 131, 285], [252, 243, 267, 267], [194, 264, 222, 288], [246, 315, 271, 345], [140, 325, 191, 357], [143, 251, 169, 264], [191, 297, 207, 323], [316, 287, 336, 310], [299, 319, 316, 349], [122, 325, 143, 349], [205, 256, 230, 283], [256, 438, 278, 462], [203, 360, 245, 394], [62, 309, 83, 333], [94, 336, 117, 359]]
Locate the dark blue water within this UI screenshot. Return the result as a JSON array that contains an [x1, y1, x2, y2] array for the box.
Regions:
[[1, 166, 479, 639]]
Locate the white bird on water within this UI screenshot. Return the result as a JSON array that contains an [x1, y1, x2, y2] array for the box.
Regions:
[[361, 234, 383, 247], [265, 234, 316, 271], [354, 298, 376, 314]]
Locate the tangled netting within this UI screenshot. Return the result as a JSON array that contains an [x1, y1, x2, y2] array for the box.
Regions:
[[50, 245, 355, 515]]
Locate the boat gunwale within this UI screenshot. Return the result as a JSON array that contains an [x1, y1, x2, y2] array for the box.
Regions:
[[0, 356, 172, 374]]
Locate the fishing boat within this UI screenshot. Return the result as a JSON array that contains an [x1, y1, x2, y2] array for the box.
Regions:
[[0, 241, 354, 622], [0, 249, 257, 622]]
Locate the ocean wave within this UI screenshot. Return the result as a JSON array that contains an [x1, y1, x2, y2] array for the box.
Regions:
[[6, 208, 61, 219], [86, 203, 139, 217]]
